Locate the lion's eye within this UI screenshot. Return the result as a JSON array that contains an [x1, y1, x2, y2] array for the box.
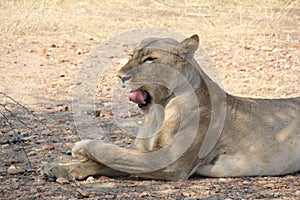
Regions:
[[142, 57, 156, 63]]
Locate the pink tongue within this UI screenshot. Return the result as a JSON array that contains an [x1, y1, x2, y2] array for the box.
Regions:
[[129, 90, 146, 104]]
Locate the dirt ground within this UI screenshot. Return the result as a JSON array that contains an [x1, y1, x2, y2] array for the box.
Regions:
[[0, 0, 299, 199]]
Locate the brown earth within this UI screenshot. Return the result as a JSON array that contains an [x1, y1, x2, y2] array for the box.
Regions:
[[0, 0, 299, 199]]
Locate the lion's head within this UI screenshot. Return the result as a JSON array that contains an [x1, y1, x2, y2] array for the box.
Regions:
[[118, 34, 200, 111]]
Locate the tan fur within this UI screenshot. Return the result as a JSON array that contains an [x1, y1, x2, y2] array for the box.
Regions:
[[41, 35, 300, 181]]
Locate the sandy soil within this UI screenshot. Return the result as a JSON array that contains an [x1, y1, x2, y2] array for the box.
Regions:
[[0, 0, 299, 199]]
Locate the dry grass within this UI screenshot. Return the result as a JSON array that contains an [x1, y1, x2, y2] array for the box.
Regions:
[[0, 0, 299, 98], [1, 0, 299, 44]]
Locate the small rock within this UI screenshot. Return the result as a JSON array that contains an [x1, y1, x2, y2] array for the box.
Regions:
[[64, 143, 73, 147], [17, 38, 24, 44], [59, 105, 69, 112], [204, 190, 210, 195], [27, 151, 37, 156], [76, 48, 83, 55], [86, 176, 95, 183], [7, 159, 17, 165], [56, 177, 70, 184], [65, 149, 72, 155], [28, 49, 35, 53], [218, 178, 226, 182], [139, 192, 150, 198], [41, 144, 55, 151], [261, 46, 273, 51], [264, 183, 275, 188], [86, 108, 93, 115], [278, 58, 287, 63], [44, 104, 54, 110], [58, 56, 70, 63], [0, 129, 7, 133], [97, 176, 110, 181], [41, 130, 52, 136], [57, 119, 65, 124], [295, 191, 300, 197], [104, 194, 115, 199], [182, 192, 191, 197], [86, 109, 101, 117], [1, 144, 10, 149], [7, 165, 24, 175], [103, 102, 111, 107], [77, 188, 89, 198], [94, 110, 101, 117], [22, 135, 37, 142], [13, 146, 21, 151], [36, 139, 46, 144], [283, 64, 290, 69]]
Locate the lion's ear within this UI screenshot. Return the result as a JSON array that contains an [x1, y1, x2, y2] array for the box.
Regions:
[[177, 34, 199, 59], [190, 34, 199, 43]]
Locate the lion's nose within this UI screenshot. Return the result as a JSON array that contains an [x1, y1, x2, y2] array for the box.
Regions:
[[118, 74, 132, 87], [118, 75, 131, 83]]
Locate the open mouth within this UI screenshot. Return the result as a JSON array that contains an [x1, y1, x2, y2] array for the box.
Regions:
[[128, 89, 151, 108]]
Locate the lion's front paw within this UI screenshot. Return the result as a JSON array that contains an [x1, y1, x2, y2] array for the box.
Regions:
[[41, 163, 72, 181]]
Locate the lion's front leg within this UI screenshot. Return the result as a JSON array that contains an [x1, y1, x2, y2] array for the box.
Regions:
[[41, 160, 105, 180], [41, 140, 128, 180], [75, 139, 199, 181]]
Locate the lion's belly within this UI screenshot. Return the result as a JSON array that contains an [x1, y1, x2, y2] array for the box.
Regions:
[[196, 136, 300, 177], [195, 97, 300, 177]]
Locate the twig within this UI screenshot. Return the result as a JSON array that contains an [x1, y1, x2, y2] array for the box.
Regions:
[[0, 104, 32, 168]]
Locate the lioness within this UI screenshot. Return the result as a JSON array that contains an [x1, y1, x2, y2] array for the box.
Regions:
[[41, 35, 300, 181]]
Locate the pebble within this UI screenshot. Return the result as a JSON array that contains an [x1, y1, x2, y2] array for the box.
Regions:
[[41, 130, 52, 136], [41, 144, 55, 151], [76, 48, 83, 55], [36, 139, 46, 144], [86, 108, 101, 117], [97, 176, 110, 181], [103, 102, 111, 107], [86, 176, 95, 183], [59, 105, 69, 112], [58, 56, 70, 63], [7, 165, 25, 175], [64, 149, 72, 155], [139, 192, 150, 198], [27, 151, 37, 156], [65, 143, 73, 147], [28, 48, 35, 53], [22, 135, 37, 141], [44, 104, 54, 109], [17, 38, 24, 44], [182, 192, 191, 197], [295, 191, 300, 197], [261, 46, 273, 51], [264, 183, 275, 188], [1, 144, 10, 149], [56, 177, 70, 184], [218, 178, 227, 182], [104, 194, 115, 199], [76, 188, 89, 198]]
